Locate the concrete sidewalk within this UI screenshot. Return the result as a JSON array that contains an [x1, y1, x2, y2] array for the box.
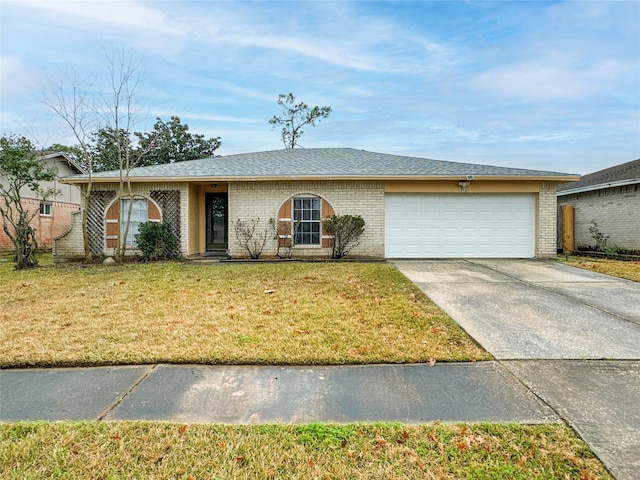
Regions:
[[0, 362, 557, 424]]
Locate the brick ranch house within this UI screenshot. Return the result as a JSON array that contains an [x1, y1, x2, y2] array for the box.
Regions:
[[557, 158, 640, 251], [55, 148, 578, 262], [0, 152, 83, 254]]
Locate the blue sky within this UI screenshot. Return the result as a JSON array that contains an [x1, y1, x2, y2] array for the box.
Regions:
[[1, 0, 638, 174]]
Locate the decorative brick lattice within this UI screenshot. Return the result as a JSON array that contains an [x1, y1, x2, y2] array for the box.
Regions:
[[88, 191, 115, 255], [150, 190, 181, 240]]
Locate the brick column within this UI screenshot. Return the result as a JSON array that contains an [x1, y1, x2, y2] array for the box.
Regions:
[[537, 182, 558, 257]]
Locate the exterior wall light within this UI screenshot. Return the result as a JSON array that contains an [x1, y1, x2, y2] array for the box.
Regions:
[[458, 180, 471, 192]]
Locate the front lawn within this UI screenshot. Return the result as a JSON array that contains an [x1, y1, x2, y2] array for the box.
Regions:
[[558, 255, 640, 282], [0, 422, 610, 479], [0, 256, 490, 367]]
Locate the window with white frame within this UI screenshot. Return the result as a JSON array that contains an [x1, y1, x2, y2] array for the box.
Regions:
[[39, 202, 52, 216], [120, 198, 148, 246], [293, 197, 321, 245]]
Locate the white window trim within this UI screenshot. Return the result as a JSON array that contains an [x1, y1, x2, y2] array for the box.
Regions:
[[292, 196, 322, 246], [39, 201, 52, 217]]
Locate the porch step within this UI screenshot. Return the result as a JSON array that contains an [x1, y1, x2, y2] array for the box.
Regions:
[[200, 249, 229, 258]]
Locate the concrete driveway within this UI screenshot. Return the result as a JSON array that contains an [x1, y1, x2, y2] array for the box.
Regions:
[[393, 259, 640, 359], [393, 259, 640, 480]]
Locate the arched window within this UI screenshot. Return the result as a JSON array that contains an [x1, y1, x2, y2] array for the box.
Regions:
[[277, 195, 335, 247], [105, 196, 161, 248]]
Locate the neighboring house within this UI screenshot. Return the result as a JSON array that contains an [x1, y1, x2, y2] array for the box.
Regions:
[[0, 152, 83, 254], [557, 159, 640, 251], [55, 148, 578, 262]]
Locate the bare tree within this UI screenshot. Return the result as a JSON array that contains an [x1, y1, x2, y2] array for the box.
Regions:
[[44, 49, 162, 262], [268, 93, 332, 148], [98, 49, 147, 261], [41, 72, 97, 262]]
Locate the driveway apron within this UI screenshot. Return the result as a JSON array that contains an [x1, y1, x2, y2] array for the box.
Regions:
[[393, 259, 640, 480], [502, 360, 640, 480], [393, 259, 640, 360]]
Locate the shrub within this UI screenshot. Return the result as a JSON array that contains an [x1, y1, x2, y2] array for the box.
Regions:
[[322, 214, 365, 259], [269, 217, 298, 259], [234, 218, 268, 259], [605, 245, 625, 255], [135, 222, 181, 261], [589, 220, 609, 251]]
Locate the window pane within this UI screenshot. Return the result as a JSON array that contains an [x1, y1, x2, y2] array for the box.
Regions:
[[291, 196, 322, 245], [39, 202, 51, 215], [121, 198, 148, 246]]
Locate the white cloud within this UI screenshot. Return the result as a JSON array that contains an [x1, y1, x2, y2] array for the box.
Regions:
[[149, 109, 261, 125], [4, 0, 187, 36], [0, 55, 25, 94], [469, 56, 629, 101]]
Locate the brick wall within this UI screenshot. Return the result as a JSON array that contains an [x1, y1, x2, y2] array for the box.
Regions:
[[0, 197, 80, 255], [537, 182, 558, 257], [229, 180, 385, 258], [53, 209, 85, 262], [557, 184, 640, 250]]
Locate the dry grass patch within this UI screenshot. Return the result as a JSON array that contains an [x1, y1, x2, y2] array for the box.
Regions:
[[0, 256, 489, 367], [558, 255, 640, 282], [0, 421, 610, 479]]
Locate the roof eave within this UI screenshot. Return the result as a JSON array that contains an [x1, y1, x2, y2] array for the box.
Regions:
[[62, 174, 580, 184], [557, 178, 640, 196]]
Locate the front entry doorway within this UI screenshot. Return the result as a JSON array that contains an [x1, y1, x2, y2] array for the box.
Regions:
[[205, 192, 228, 251]]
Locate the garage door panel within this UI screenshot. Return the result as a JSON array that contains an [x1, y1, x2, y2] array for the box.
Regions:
[[385, 193, 535, 258]]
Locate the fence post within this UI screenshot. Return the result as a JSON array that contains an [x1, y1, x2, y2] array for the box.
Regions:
[[562, 205, 575, 253]]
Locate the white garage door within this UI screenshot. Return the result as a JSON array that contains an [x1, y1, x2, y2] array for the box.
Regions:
[[385, 193, 535, 258]]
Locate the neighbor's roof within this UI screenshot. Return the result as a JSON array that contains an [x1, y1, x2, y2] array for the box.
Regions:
[[64, 148, 578, 183], [40, 151, 86, 174], [557, 158, 640, 196]]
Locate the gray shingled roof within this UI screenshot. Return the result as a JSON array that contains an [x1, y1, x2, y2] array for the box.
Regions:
[[557, 158, 640, 193], [67, 148, 576, 181]]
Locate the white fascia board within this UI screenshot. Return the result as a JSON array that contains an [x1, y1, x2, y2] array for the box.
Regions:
[[557, 178, 640, 196]]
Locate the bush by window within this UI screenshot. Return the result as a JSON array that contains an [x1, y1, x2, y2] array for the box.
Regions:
[[135, 221, 180, 261]]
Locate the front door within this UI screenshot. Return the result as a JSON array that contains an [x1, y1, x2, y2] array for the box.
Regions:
[[205, 192, 228, 250]]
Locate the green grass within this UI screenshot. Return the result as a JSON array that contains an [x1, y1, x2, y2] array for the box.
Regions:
[[0, 422, 611, 479], [0, 254, 489, 367], [558, 255, 640, 282], [0, 254, 613, 478]]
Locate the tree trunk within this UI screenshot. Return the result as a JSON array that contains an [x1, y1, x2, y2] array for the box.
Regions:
[[82, 182, 92, 262], [13, 212, 39, 270]]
